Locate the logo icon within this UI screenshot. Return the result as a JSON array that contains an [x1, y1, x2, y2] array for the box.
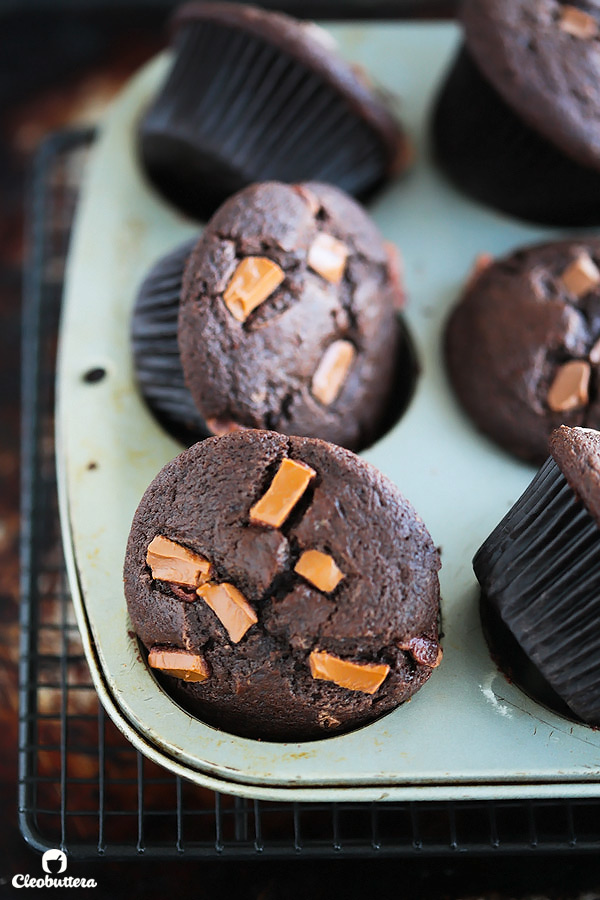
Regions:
[[41, 850, 67, 875]]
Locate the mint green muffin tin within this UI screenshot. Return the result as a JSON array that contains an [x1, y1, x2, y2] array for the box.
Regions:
[[57, 22, 600, 801]]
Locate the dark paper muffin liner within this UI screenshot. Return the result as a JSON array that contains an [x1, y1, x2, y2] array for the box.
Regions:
[[432, 46, 600, 226], [474, 457, 600, 724], [131, 238, 209, 445], [139, 15, 398, 219]]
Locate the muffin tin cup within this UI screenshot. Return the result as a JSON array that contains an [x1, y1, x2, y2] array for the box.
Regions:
[[431, 46, 600, 227], [474, 457, 600, 724], [139, 18, 391, 219], [131, 237, 210, 445]]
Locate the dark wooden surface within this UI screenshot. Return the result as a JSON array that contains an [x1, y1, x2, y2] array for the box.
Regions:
[[1, 6, 600, 896]]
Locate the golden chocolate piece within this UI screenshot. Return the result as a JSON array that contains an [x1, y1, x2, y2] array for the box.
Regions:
[[205, 417, 250, 437], [398, 636, 443, 669], [197, 582, 258, 643], [311, 340, 356, 406], [559, 5, 599, 39], [146, 535, 212, 588], [466, 252, 493, 291], [590, 338, 600, 365], [249, 458, 316, 528], [294, 549, 344, 593], [547, 360, 591, 412], [307, 233, 349, 283], [293, 184, 321, 216], [223, 256, 285, 322], [148, 646, 210, 682], [309, 650, 390, 694], [385, 241, 406, 310], [560, 252, 600, 298]]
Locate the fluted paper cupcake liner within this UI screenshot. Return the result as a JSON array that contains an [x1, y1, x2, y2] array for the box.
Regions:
[[432, 46, 600, 227], [474, 457, 600, 724], [139, 17, 394, 220], [131, 238, 209, 445]]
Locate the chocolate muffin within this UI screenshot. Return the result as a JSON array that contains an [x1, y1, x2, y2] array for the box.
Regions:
[[123, 430, 442, 741], [475, 425, 600, 725], [445, 239, 600, 464], [176, 180, 411, 452], [131, 238, 208, 445], [139, 2, 410, 220], [432, 0, 600, 225]]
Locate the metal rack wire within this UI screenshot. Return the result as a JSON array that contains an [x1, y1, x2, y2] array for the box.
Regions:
[[18, 129, 600, 861]]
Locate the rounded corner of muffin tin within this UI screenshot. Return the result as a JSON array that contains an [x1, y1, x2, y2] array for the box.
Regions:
[[56, 20, 600, 802]]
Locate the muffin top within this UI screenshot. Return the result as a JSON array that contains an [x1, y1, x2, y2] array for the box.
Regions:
[[550, 425, 600, 527], [461, 0, 600, 170], [445, 239, 600, 463], [124, 430, 442, 740], [172, 1, 409, 176], [178, 180, 406, 452]]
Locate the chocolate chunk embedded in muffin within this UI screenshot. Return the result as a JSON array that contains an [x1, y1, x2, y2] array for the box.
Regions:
[[432, 0, 600, 225], [123, 430, 442, 741], [445, 239, 600, 464], [178, 181, 410, 453], [475, 425, 600, 725], [139, 1, 410, 220]]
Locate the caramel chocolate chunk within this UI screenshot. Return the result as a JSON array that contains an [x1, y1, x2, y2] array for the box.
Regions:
[[311, 340, 356, 406], [559, 5, 599, 39], [309, 650, 389, 694], [148, 646, 210, 682], [293, 184, 321, 216], [307, 233, 349, 284], [294, 549, 344, 593], [146, 535, 212, 588], [249, 457, 316, 528], [560, 253, 600, 298], [223, 257, 285, 322], [466, 252, 493, 291], [197, 581, 258, 643], [205, 417, 250, 437], [398, 636, 443, 668], [385, 241, 406, 310], [547, 360, 591, 412], [351, 61, 374, 89], [590, 338, 600, 365]]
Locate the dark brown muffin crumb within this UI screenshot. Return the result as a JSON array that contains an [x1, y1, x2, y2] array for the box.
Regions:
[[124, 430, 442, 741]]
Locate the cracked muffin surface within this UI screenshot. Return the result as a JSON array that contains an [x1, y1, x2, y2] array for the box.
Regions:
[[123, 430, 442, 741], [177, 181, 406, 453], [445, 240, 600, 464]]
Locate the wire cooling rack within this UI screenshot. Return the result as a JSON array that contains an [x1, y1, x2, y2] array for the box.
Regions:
[[18, 129, 600, 861]]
